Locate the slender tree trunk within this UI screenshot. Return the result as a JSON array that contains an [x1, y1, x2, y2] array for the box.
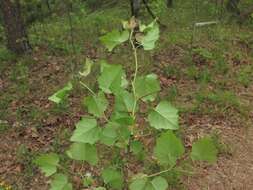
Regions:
[[130, 0, 141, 17], [0, 0, 31, 54], [226, 0, 240, 15], [167, 0, 173, 8]]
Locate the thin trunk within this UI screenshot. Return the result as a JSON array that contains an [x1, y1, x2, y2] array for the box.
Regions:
[[167, 0, 173, 8], [0, 0, 31, 54], [130, 0, 141, 17], [226, 0, 240, 15]]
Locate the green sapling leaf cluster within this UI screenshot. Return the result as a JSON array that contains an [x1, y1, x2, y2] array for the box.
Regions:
[[35, 18, 218, 190]]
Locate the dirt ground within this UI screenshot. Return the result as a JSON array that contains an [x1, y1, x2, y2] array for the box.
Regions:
[[0, 44, 253, 190]]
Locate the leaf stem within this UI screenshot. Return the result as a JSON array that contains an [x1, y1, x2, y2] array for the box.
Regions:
[[129, 29, 138, 118], [146, 166, 173, 178], [79, 81, 96, 96]]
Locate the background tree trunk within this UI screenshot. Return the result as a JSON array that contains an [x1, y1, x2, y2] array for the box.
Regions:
[[226, 0, 240, 15], [167, 0, 173, 8], [130, 0, 141, 17], [0, 0, 31, 54]]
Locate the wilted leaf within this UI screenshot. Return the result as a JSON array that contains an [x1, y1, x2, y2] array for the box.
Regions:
[[48, 82, 72, 104], [79, 58, 93, 77]]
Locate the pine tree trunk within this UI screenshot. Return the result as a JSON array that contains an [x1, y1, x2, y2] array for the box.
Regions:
[[1, 0, 31, 54]]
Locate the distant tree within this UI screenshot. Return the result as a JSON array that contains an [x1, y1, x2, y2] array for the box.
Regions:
[[0, 0, 31, 54]]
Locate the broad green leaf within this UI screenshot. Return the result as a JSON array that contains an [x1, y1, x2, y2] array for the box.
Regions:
[[100, 123, 118, 146], [111, 112, 134, 126], [151, 176, 168, 190], [129, 177, 149, 190], [50, 173, 72, 190], [129, 175, 154, 190], [100, 30, 129, 51], [98, 64, 124, 94], [79, 58, 93, 77], [114, 90, 135, 113], [138, 22, 159, 50], [130, 140, 144, 155], [84, 91, 108, 118], [148, 101, 179, 130], [66, 142, 98, 165], [154, 131, 184, 166], [70, 118, 100, 144], [34, 153, 59, 177], [48, 82, 72, 104], [191, 137, 218, 164], [135, 74, 160, 102], [139, 20, 156, 32], [102, 167, 123, 190], [115, 125, 131, 148]]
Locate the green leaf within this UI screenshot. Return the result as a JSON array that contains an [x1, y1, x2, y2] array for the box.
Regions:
[[102, 167, 123, 190], [191, 137, 218, 164], [94, 187, 106, 190], [129, 175, 155, 190], [100, 123, 118, 146], [154, 131, 184, 166], [148, 101, 179, 130], [84, 91, 108, 118], [79, 58, 93, 77], [50, 173, 72, 190], [151, 176, 168, 190], [135, 74, 160, 102], [70, 118, 100, 144], [82, 175, 94, 187], [114, 90, 135, 113], [34, 153, 59, 177], [66, 142, 98, 165], [111, 112, 134, 126], [98, 64, 124, 94], [138, 22, 159, 50], [100, 30, 129, 51], [130, 140, 144, 155], [129, 177, 149, 190], [48, 82, 72, 104]]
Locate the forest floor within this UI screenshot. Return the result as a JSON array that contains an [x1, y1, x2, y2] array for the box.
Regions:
[[1, 2, 253, 190]]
